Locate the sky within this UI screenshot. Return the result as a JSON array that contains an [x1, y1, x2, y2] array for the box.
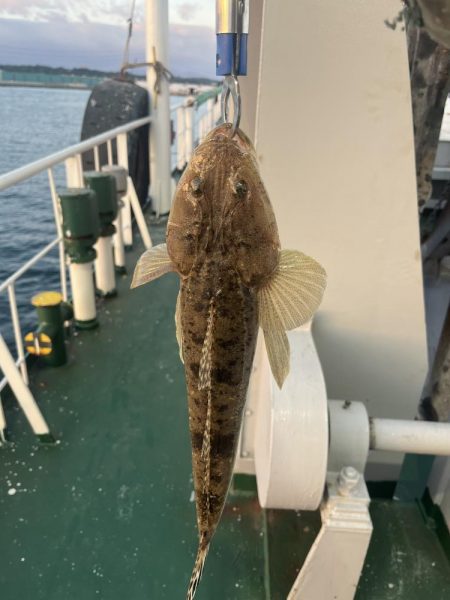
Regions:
[[0, 1, 217, 78]]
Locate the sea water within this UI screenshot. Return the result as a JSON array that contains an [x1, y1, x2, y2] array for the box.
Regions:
[[0, 86, 182, 349]]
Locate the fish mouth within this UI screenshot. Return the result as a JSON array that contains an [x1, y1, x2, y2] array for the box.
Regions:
[[203, 124, 256, 157]]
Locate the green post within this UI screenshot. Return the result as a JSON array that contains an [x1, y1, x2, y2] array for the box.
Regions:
[[84, 172, 119, 298], [83, 172, 118, 237], [25, 291, 74, 367], [59, 188, 100, 329], [59, 188, 100, 264]]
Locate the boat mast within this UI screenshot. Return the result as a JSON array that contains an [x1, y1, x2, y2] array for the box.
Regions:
[[145, 0, 171, 215]]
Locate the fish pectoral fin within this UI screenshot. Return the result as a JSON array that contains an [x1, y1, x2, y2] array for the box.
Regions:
[[259, 249, 327, 388], [175, 291, 184, 363], [259, 249, 327, 331], [131, 243, 176, 288], [263, 327, 290, 389]]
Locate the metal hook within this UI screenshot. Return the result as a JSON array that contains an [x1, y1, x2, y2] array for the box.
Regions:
[[221, 75, 241, 137]]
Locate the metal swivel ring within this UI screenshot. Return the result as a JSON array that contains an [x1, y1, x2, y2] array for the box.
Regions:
[[221, 75, 241, 137]]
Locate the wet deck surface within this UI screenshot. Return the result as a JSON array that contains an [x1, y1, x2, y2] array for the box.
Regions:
[[1, 219, 449, 599]]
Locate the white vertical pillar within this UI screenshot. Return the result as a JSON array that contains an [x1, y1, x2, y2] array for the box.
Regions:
[[70, 262, 97, 326], [185, 98, 195, 163], [113, 208, 126, 272], [146, 0, 172, 215], [65, 156, 83, 188], [48, 168, 68, 302], [116, 133, 133, 248], [94, 236, 116, 297], [176, 105, 186, 170], [101, 164, 128, 268], [206, 98, 214, 132]]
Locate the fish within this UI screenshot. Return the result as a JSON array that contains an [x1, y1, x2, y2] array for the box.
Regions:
[[131, 123, 326, 599]]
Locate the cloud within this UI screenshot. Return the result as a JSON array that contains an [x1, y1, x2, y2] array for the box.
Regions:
[[0, 0, 215, 27], [0, 1, 144, 26], [176, 2, 200, 22], [0, 17, 216, 78]]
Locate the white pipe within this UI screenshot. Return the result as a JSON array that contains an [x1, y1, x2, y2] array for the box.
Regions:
[[7, 284, 28, 385], [370, 418, 450, 456], [94, 236, 116, 296], [146, 0, 171, 215], [0, 334, 50, 435], [0, 116, 151, 192], [69, 262, 97, 323]]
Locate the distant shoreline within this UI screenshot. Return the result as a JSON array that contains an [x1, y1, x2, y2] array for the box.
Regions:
[[0, 81, 92, 91], [0, 81, 198, 96]]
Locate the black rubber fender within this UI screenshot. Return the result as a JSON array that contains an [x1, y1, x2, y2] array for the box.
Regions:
[[81, 78, 150, 206]]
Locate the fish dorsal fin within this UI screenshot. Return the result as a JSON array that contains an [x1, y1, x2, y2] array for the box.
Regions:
[[131, 243, 176, 288], [199, 299, 214, 391], [175, 290, 184, 363], [258, 249, 326, 388]]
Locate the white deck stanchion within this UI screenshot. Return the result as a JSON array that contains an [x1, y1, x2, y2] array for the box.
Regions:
[[146, 0, 171, 215], [116, 133, 133, 248]]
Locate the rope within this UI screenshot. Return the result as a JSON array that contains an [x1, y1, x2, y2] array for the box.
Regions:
[[118, 2, 172, 108], [121, 0, 136, 73], [121, 46, 173, 109]]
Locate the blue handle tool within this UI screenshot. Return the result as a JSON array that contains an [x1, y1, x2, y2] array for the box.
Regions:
[[216, 1, 249, 76]]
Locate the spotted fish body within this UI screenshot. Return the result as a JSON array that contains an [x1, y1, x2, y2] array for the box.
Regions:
[[131, 124, 327, 599]]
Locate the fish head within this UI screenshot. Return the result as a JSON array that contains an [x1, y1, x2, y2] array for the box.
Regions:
[[167, 124, 280, 286]]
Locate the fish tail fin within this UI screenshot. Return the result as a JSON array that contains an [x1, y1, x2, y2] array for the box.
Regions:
[[187, 541, 210, 600]]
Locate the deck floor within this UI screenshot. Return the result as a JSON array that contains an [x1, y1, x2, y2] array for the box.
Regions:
[[1, 218, 449, 599]]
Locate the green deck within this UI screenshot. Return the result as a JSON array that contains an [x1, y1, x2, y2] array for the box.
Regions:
[[1, 219, 449, 599]]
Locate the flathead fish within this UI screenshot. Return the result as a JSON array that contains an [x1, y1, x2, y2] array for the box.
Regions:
[[132, 124, 326, 599]]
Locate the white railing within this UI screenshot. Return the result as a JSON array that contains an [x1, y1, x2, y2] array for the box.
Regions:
[[0, 116, 152, 439], [0, 89, 220, 440], [171, 93, 221, 173]]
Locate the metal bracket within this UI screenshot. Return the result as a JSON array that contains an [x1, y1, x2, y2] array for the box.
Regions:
[[288, 469, 373, 600]]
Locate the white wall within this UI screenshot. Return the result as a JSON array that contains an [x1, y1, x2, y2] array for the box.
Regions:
[[245, 0, 428, 477]]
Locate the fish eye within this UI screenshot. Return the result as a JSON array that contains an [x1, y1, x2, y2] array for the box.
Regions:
[[190, 177, 203, 196], [234, 180, 248, 198]]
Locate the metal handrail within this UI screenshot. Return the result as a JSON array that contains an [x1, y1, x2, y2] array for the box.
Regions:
[[0, 116, 152, 192], [0, 92, 221, 441], [0, 115, 154, 424]]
